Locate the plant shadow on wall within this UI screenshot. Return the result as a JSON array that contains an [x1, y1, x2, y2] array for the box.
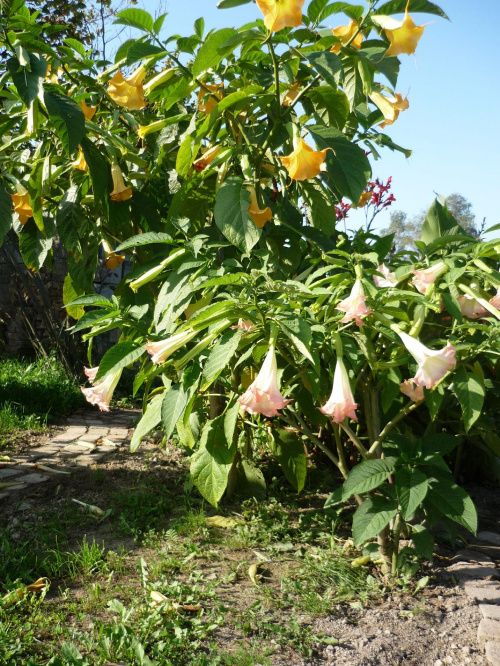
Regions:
[[1, 0, 499, 580]]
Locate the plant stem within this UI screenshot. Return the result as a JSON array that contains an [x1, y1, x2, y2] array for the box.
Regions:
[[391, 513, 402, 577], [268, 38, 281, 120], [282, 412, 340, 468], [332, 423, 349, 480], [338, 421, 369, 459], [369, 401, 420, 455]]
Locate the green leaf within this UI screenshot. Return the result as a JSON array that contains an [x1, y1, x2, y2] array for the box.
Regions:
[[426, 474, 477, 534], [352, 496, 398, 547], [420, 199, 467, 245], [130, 393, 163, 452], [161, 384, 189, 442], [18, 219, 52, 272], [270, 429, 307, 493], [64, 38, 86, 57], [0, 186, 14, 246], [7, 53, 46, 106], [300, 179, 337, 235], [63, 274, 85, 320], [376, 0, 449, 19], [114, 8, 154, 32], [301, 50, 343, 87], [278, 316, 314, 364], [115, 232, 173, 251], [395, 467, 428, 520], [306, 86, 349, 130], [57, 186, 83, 256], [95, 340, 145, 382], [191, 28, 237, 77], [419, 434, 460, 458], [43, 89, 85, 154], [411, 524, 434, 560], [342, 457, 398, 499], [217, 0, 252, 7], [238, 459, 266, 501], [126, 41, 165, 65], [441, 292, 462, 322], [308, 124, 371, 202], [194, 17, 205, 39], [80, 137, 109, 205], [201, 329, 241, 391], [453, 366, 484, 432], [65, 293, 114, 309], [214, 177, 261, 254]]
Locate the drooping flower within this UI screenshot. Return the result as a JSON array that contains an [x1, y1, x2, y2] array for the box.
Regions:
[[457, 294, 488, 319], [110, 164, 132, 202], [71, 148, 88, 173], [197, 83, 223, 114], [399, 379, 424, 403], [108, 66, 147, 111], [84, 366, 99, 383], [282, 82, 300, 107], [370, 92, 409, 129], [320, 358, 358, 423], [331, 20, 363, 54], [398, 331, 456, 389], [336, 280, 373, 326], [193, 145, 221, 172], [137, 119, 169, 140], [231, 319, 255, 333], [382, 0, 425, 56], [10, 185, 33, 225], [256, 0, 305, 32], [145, 329, 197, 365], [78, 99, 97, 121], [238, 345, 292, 417], [412, 261, 447, 294], [373, 263, 398, 288], [247, 185, 272, 228], [81, 368, 122, 412], [355, 191, 372, 208], [279, 136, 328, 181], [490, 288, 500, 310], [102, 240, 125, 271]]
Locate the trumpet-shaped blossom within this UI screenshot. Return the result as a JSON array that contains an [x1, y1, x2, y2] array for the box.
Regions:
[[490, 288, 500, 310], [78, 100, 97, 121], [71, 148, 88, 173], [256, 0, 305, 32], [336, 280, 372, 326], [108, 66, 147, 111], [370, 92, 409, 129], [399, 379, 424, 403], [383, 0, 425, 56], [458, 294, 488, 319], [110, 164, 132, 202], [247, 185, 272, 228], [282, 82, 300, 107], [373, 263, 398, 288], [279, 136, 328, 181], [238, 345, 292, 417], [231, 319, 255, 333], [193, 145, 221, 172], [102, 240, 125, 271], [145, 329, 197, 365], [197, 83, 223, 114], [320, 359, 358, 423], [10, 185, 33, 225], [331, 20, 363, 54], [81, 368, 122, 412], [84, 366, 99, 383], [355, 191, 372, 208], [412, 261, 447, 294], [399, 331, 456, 389]]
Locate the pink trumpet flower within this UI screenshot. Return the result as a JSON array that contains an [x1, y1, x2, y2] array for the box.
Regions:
[[319, 359, 358, 423], [336, 279, 372, 326], [237, 345, 292, 417], [398, 331, 456, 389], [457, 294, 488, 319], [489, 288, 500, 310], [231, 319, 255, 332], [84, 366, 99, 383], [81, 368, 122, 412], [412, 261, 447, 295], [399, 379, 424, 403], [145, 329, 197, 365], [373, 264, 398, 288]]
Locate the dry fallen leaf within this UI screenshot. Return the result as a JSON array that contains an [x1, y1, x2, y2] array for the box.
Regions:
[[248, 563, 261, 585], [71, 498, 105, 516], [33, 464, 71, 475], [206, 515, 239, 529], [2, 577, 50, 607]]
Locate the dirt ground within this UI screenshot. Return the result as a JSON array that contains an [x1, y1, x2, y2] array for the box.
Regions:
[[1, 426, 498, 666]]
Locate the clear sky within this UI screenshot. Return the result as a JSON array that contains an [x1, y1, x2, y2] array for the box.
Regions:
[[136, 0, 500, 235]]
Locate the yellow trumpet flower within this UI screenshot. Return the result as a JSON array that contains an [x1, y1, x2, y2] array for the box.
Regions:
[[71, 148, 88, 173], [256, 0, 305, 33], [279, 136, 328, 181], [383, 1, 425, 56], [102, 240, 125, 270], [10, 184, 33, 225], [282, 82, 300, 107], [78, 99, 97, 121], [110, 164, 132, 202], [247, 185, 272, 228], [331, 20, 363, 54], [197, 83, 223, 115], [193, 145, 221, 172], [108, 65, 147, 111], [370, 91, 409, 128]]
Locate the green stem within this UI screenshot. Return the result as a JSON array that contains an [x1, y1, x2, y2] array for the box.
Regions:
[[268, 38, 281, 120], [369, 400, 421, 455], [282, 412, 340, 468], [391, 513, 402, 577], [333, 423, 349, 480], [338, 422, 369, 459]]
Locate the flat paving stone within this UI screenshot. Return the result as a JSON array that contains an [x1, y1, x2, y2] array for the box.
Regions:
[[478, 618, 500, 642], [454, 549, 493, 565], [478, 532, 500, 547], [464, 584, 500, 604], [448, 562, 500, 580], [109, 428, 130, 438], [480, 605, 500, 621], [20, 473, 50, 485], [486, 641, 500, 666], [0, 468, 23, 479]]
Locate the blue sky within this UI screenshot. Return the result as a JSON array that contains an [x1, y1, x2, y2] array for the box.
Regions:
[[136, 0, 500, 234]]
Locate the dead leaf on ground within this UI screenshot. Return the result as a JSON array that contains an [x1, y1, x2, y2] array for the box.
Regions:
[[206, 515, 239, 529], [1, 577, 50, 607]]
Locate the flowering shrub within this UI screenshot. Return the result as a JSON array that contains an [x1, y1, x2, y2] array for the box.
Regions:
[[1, 0, 499, 573]]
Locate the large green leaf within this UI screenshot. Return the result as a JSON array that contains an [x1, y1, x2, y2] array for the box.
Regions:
[[114, 8, 154, 32], [420, 199, 467, 245], [43, 89, 85, 154], [342, 457, 398, 499], [306, 86, 349, 130], [161, 383, 189, 442], [376, 0, 449, 19], [308, 125, 371, 202], [130, 393, 164, 452], [63, 274, 85, 320], [0, 187, 14, 246], [201, 329, 241, 391], [395, 467, 428, 520], [7, 53, 46, 106], [453, 366, 484, 432], [116, 232, 173, 252], [81, 137, 109, 205], [57, 186, 83, 256], [278, 316, 314, 364], [352, 497, 398, 547], [191, 28, 237, 77], [18, 219, 52, 272], [411, 524, 434, 560], [95, 340, 145, 382], [419, 434, 460, 458], [217, 0, 252, 7], [214, 177, 261, 254], [300, 179, 337, 235], [426, 473, 477, 534], [301, 51, 343, 87], [270, 429, 307, 493]]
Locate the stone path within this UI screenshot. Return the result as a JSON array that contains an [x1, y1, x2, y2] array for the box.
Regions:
[[0, 408, 139, 505]]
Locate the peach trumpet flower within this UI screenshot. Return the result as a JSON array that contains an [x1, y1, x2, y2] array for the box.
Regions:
[[237, 345, 292, 418], [10, 184, 33, 225], [412, 261, 447, 295], [231, 319, 255, 333], [81, 368, 122, 412], [331, 20, 363, 54], [256, 0, 305, 33], [398, 331, 456, 389], [110, 164, 132, 202], [102, 240, 125, 271], [457, 294, 488, 319], [319, 358, 358, 423], [382, 0, 426, 56], [373, 264, 398, 288], [399, 379, 424, 403], [279, 136, 328, 181], [336, 280, 373, 326], [489, 288, 500, 310], [84, 366, 99, 383], [193, 145, 221, 172], [145, 329, 197, 365], [247, 185, 272, 228], [370, 92, 409, 129], [108, 65, 147, 111]]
